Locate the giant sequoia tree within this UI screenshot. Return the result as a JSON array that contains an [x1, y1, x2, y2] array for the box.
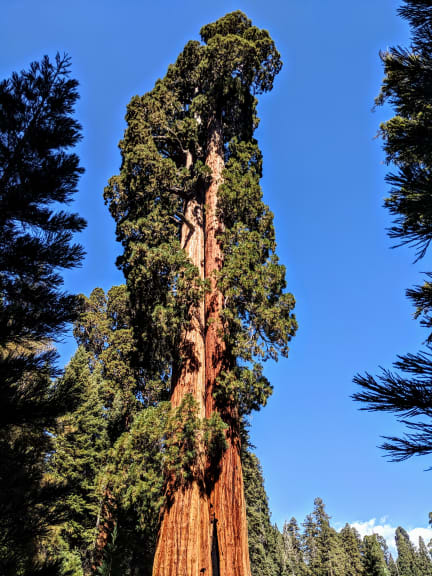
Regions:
[[353, 1, 432, 462], [105, 11, 296, 575]]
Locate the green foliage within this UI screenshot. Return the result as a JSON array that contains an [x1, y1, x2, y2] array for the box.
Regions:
[[215, 364, 273, 416], [164, 394, 202, 482], [109, 403, 169, 531], [0, 53, 85, 575], [375, 4, 432, 260], [47, 348, 109, 574], [302, 498, 347, 576], [41, 287, 147, 575], [274, 499, 422, 576], [97, 524, 122, 576], [339, 523, 364, 576], [164, 394, 228, 483], [388, 555, 399, 576], [281, 517, 309, 576], [74, 286, 149, 440], [0, 53, 85, 348], [396, 527, 421, 576], [362, 535, 390, 576], [105, 11, 296, 426], [215, 138, 297, 415], [241, 445, 283, 576], [104, 82, 206, 389], [202, 411, 228, 461], [416, 536, 432, 575]]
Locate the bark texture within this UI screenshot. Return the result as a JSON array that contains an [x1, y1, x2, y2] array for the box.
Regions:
[[152, 126, 251, 575], [153, 152, 212, 576], [92, 486, 116, 571], [204, 121, 251, 576]]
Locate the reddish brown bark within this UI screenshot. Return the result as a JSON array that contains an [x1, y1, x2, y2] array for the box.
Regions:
[[204, 120, 251, 576], [153, 125, 251, 574], [152, 152, 212, 576], [92, 486, 116, 571]]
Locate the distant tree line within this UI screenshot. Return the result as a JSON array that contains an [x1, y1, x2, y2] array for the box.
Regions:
[[245, 489, 432, 576]]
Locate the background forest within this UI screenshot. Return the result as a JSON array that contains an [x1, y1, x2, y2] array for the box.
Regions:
[[2, 0, 432, 575]]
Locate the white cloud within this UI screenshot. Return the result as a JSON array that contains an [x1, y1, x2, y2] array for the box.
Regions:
[[409, 527, 432, 547], [349, 518, 432, 557]]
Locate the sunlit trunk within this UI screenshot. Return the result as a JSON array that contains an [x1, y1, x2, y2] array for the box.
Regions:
[[152, 151, 211, 576], [204, 120, 251, 576], [153, 122, 251, 574]]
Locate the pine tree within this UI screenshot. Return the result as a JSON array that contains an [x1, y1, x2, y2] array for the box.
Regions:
[[0, 53, 85, 574], [74, 286, 143, 441], [396, 527, 420, 576], [48, 348, 109, 575], [416, 536, 432, 575], [105, 11, 296, 575], [46, 286, 170, 575], [282, 517, 309, 576], [362, 535, 390, 576], [301, 498, 346, 576], [313, 498, 346, 576], [377, 534, 391, 567], [103, 402, 171, 576], [352, 1, 432, 460], [388, 554, 399, 576], [302, 512, 319, 573], [242, 446, 282, 575], [70, 286, 148, 573], [340, 524, 364, 576]]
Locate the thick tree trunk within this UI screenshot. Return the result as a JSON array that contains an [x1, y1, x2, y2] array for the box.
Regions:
[[152, 152, 212, 576], [153, 125, 251, 574], [204, 120, 251, 576]]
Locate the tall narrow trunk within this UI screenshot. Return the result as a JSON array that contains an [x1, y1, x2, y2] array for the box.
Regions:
[[152, 152, 211, 576], [92, 484, 116, 572], [204, 120, 251, 576]]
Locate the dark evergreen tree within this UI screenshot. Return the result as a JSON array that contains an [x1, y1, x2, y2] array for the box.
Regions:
[[62, 286, 158, 575], [376, 534, 392, 568], [302, 512, 319, 573], [102, 402, 170, 576], [388, 554, 399, 576], [362, 534, 390, 576], [302, 498, 346, 576], [416, 536, 432, 575], [0, 53, 85, 575], [396, 527, 420, 576], [353, 1, 432, 461], [314, 498, 346, 576], [74, 285, 144, 440], [282, 517, 309, 576], [48, 285, 222, 575], [47, 348, 109, 575], [242, 446, 283, 575], [340, 523, 364, 576]]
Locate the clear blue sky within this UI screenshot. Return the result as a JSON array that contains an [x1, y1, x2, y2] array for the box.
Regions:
[[2, 0, 430, 543]]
